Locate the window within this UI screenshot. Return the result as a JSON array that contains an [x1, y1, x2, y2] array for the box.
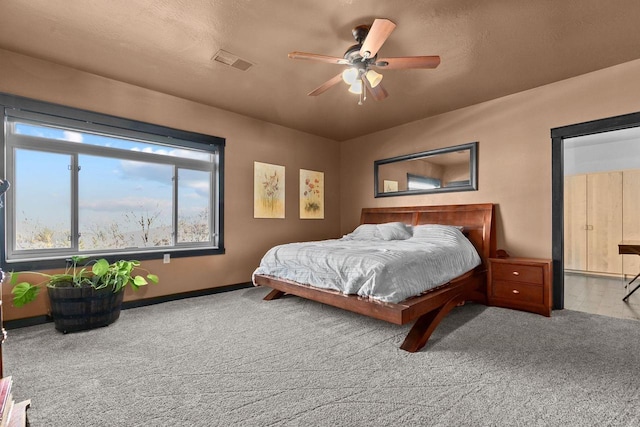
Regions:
[[407, 173, 441, 190], [1, 95, 224, 269]]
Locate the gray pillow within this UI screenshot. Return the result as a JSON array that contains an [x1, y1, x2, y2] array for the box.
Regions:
[[377, 222, 412, 240], [347, 224, 381, 240], [412, 224, 464, 240]]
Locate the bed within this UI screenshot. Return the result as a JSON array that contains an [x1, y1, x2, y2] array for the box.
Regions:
[[253, 203, 496, 352]]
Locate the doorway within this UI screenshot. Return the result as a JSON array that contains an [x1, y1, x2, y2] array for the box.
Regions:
[[552, 111, 640, 319]]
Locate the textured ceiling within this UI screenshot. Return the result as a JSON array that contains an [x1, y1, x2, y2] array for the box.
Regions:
[[1, 0, 640, 141]]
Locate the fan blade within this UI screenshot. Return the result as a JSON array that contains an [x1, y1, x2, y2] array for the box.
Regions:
[[308, 73, 343, 96], [375, 56, 441, 70], [359, 19, 396, 59], [289, 51, 349, 65], [363, 77, 388, 101]]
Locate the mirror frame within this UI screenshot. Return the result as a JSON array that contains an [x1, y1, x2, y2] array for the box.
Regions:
[[374, 141, 478, 197]]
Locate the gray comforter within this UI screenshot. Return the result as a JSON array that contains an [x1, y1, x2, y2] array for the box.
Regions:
[[252, 224, 481, 303]]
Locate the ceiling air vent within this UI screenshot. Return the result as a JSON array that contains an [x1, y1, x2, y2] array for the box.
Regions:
[[212, 49, 253, 71]]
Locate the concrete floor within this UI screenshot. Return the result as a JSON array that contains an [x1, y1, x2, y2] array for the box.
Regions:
[[564, 272, 640, 321]]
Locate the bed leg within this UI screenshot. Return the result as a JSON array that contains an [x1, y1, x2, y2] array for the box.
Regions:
[[263, 289, 285, 301], [400, 295, 464, 353]]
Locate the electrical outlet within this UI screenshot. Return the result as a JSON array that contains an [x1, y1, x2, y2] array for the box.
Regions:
[[163, 254, 170, 264]]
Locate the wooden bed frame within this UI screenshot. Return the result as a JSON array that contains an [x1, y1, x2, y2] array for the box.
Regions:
[[254, 203, 496, 352]]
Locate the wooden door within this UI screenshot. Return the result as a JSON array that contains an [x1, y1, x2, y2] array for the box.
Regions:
[[623, 169, 640, 278], [564, 175, 587, 271], [587, 171, 623, 274]]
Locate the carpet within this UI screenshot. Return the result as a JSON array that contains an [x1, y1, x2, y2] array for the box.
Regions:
[[4, 286, 640, 426]]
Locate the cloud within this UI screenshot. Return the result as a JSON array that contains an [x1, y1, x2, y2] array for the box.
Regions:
[[63, 130, 84, 143], [80, 196, 171, 213], [118, 160, 210, 199], [118, 160, 173, 184], [130, 146, 210, 161], [181, 178, 210, 198]]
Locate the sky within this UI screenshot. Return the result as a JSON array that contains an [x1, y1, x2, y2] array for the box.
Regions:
[[12, 122, 212, 249]]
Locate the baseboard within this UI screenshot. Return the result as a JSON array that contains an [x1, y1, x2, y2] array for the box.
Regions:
[[4, 315, 51, 330], [564, 270, 625, 280], [4, 282, 254, 330], [121, 282, 253, 309]]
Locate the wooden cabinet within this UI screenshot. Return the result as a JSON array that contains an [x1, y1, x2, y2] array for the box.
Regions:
[[623, 170, 640, 277], [587, 172, 623, 274], [564, 171, 623, 275], [564, 174, 587, 271], [488, 257, 552, 317]]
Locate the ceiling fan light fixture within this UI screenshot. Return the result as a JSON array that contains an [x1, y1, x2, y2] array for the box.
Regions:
[[365, 69, 383, 88], [342, 68, 358, 85], [289, 18, 438, 102], [348, 79, 363, 94]]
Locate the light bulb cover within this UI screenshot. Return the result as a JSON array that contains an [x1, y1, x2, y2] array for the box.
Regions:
[[342, 68, 358, 85], [348, 80, 363, 94], [365, 69, 383, 88]]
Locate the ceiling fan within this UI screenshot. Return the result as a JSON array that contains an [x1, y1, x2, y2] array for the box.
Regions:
[[288, 18, 440, 104]]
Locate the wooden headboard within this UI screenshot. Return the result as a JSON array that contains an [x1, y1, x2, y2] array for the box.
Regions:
[[360, 203, 496, 266]]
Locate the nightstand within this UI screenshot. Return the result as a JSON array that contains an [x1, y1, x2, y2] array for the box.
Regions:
[[488, 257, 552, 317]]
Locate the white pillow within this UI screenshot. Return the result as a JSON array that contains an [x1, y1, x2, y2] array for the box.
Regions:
[[377, 222, 412, 241]]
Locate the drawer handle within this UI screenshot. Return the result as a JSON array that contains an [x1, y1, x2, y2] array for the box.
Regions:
[[512, 289, 520, 294], [512, 271, 520, 276]]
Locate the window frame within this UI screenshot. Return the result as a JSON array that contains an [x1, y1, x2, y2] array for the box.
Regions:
[[1, 93, 225, 271]]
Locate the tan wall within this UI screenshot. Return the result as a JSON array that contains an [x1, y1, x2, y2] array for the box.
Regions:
[[0, 49, 341, 320], [4, 46, 640, 320], [341, 58, 640, 259]]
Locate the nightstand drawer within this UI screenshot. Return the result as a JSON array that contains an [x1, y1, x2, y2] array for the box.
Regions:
[[490, 263, 544, 285], [488, 257, 552, 317], [492, 280, 544, 304]]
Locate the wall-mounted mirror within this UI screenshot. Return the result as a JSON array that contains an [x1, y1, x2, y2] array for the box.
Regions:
[[374, 141, 478, 197]]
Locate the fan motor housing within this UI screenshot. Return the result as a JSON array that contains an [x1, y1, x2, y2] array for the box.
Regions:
[[352, 25, 370, 43], [343, 44, 376, 66], [344, 24, 379, 65]]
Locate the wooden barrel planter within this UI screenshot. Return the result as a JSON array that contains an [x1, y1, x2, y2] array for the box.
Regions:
[[47, 285, 125, 333]]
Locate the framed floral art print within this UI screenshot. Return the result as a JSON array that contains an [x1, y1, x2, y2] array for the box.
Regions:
[[300, 169, 324, 219], [254, 161, 285, 218]]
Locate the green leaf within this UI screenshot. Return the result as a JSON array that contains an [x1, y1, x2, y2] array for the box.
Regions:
[[70, 255, 88, 264], [146, 274, 159, 284], [11, 283, 41, 307], [133, 276, 148, 287], [92, 258, 109, 276], [9, 272, 19, 286]]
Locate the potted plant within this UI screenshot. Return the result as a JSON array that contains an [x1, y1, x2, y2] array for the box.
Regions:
[[10, 256, 158, 333]]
